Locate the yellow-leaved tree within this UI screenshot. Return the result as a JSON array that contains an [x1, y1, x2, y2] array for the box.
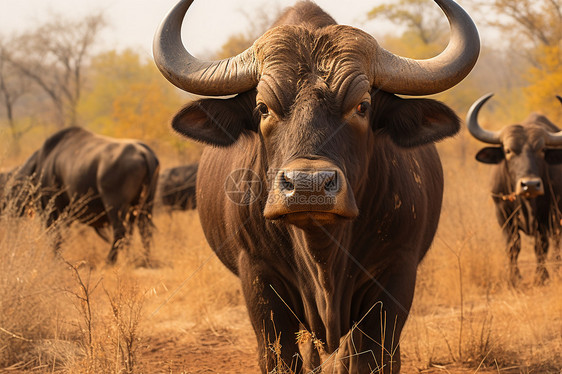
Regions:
[[524, 45, 562, 124], [478, 0, 562, 122], [79, 49, 201, 161]]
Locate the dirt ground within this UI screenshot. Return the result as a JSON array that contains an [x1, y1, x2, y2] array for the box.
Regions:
[[3, 141, 562, 373]]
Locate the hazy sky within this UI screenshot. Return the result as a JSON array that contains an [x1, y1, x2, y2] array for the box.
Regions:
[[0, 0, 379, 59]]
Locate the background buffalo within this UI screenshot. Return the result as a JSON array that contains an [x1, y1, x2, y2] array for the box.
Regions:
[[156, 164, 197, 212], [1, 126, 160, 264], [467, 94, 562, 285], [153, 0, 479, 372]]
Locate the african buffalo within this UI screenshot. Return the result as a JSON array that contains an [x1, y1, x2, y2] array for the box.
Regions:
[[1, 127, 160, 264], [157, 164, 197, 211], [154, 0, 479, 372], [467, 94, 562, 285]]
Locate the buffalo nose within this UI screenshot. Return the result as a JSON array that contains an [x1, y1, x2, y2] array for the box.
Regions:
[[263, 160, 359, 222], [521, 179, 541, 191], [517, 177, 544, 197], [278, 170, 338, 196]]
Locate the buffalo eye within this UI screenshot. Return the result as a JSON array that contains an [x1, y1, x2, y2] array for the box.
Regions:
[[504, 148, 511, 155], [356, 101, 370, 117], [256, 102, 270, 118]]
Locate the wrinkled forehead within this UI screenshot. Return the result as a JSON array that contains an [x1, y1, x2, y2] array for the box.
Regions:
[[501, 125, 546, 150], [253, 25, 374, 111]]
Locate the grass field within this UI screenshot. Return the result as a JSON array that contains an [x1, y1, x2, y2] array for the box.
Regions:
[[1, 133, 561, 373]]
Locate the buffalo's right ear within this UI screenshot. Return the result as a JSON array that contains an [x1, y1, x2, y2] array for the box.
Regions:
[[172, 90, 257, 147], [475, 147, 504, 164], [545, 149, 562, 164]]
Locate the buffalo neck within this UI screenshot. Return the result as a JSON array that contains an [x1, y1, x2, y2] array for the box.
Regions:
[[285, 221, 354, 352]]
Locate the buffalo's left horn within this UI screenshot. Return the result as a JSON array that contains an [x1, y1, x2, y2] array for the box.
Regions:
[[153, 0, 259, 96], [372, 0, 480, 95], [544, 95, 562, 145], [466, 93, 501, 144]]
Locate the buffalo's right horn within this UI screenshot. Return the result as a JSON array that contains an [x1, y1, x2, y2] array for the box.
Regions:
[[372, 0, 480, 95], [466, 93, 501, 145], [153, 0, 259, 96], [543, 95, 562, 145]]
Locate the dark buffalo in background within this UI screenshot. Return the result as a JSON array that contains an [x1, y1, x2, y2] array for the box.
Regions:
[[467, 94, 562, 285], [156, 164, 197, 211], [0, 126, 160, 264], [153, 0, 479, 372]]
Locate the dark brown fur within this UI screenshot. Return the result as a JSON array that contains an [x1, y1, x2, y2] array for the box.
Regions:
[[476, 113, 562, 285], [157, 164, 197, 211], [2, 127, 159, 264], [171, 2, 460, 372]]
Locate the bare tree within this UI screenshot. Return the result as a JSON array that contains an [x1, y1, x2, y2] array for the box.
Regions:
[[0, 44, 33, 152], [214, 5, 283, 59], [7, 13, 106, 128], [368, 0, 448, 45], [476, 0, 562, 66]]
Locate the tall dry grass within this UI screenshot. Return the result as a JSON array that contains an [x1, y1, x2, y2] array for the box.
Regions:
[[0, 176, 245, 372], [399, 134, 562, 372], [0, 180, 71, 371], [1, 136, 562, 373]]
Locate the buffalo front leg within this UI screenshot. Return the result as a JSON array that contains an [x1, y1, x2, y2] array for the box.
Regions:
[[340, 261, 417, 374], [238, 257, 304, 373], [552, 232, 561, 273], [534, 228, 549, 285], [504, 226, 522, 286], [136, 210, 154, 266], [46, 212, 63, 258], [106, 208, 129, 264]]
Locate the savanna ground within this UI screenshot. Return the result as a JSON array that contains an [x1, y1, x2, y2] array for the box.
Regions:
[[1, 131, 562, 374]]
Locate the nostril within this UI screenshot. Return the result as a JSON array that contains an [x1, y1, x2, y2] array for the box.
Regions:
[[322, 172, 338, 192], [279, 172, 294, 192], [520, 179, 542, 191]]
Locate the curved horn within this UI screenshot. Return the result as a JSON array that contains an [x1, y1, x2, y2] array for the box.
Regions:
[[466, 93, 501, 144], [372, 0, 480, 95], [153, 0, 259, 96], [544, 95, 562, 145]]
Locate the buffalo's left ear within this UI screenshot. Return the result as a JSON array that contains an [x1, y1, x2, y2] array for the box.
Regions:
[[378, 97, 460, 148], [475, 147, 504, 164], [545, 149, 562, 164], [171, 90, 257, 147]]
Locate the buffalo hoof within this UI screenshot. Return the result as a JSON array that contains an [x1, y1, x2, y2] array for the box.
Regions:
[[509, 268, 523, 287], [534, 267, 549, 286], [133, 257, 154, 268], [553, 255, 561, 273], [106, 251, 118, 265]]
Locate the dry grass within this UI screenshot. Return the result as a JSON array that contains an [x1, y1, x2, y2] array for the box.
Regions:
[[0, 136, 562, 373]]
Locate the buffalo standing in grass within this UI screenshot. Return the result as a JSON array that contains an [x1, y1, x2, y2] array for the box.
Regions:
[[153, 0, 479, 372], [157, 164, 197, 211], [467, 94, 562, 285], [1, 127, 159, 264]]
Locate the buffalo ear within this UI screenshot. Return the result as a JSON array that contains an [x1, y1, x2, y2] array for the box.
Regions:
[[172, 91, 257, 147], [475, 147, 504, 164], [545, 149, 562, 164], [378, 97, 460, 147]]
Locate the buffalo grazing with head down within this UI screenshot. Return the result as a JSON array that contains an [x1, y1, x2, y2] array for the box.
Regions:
[[157, 164, 198, 211], [1, 127, 160, 264], [153, 0, 479, 372], [467, 94, 562, 285]]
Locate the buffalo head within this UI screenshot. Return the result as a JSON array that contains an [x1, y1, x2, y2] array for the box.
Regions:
[[153, 0, 479, 228], [468, 94, 562, 198]]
